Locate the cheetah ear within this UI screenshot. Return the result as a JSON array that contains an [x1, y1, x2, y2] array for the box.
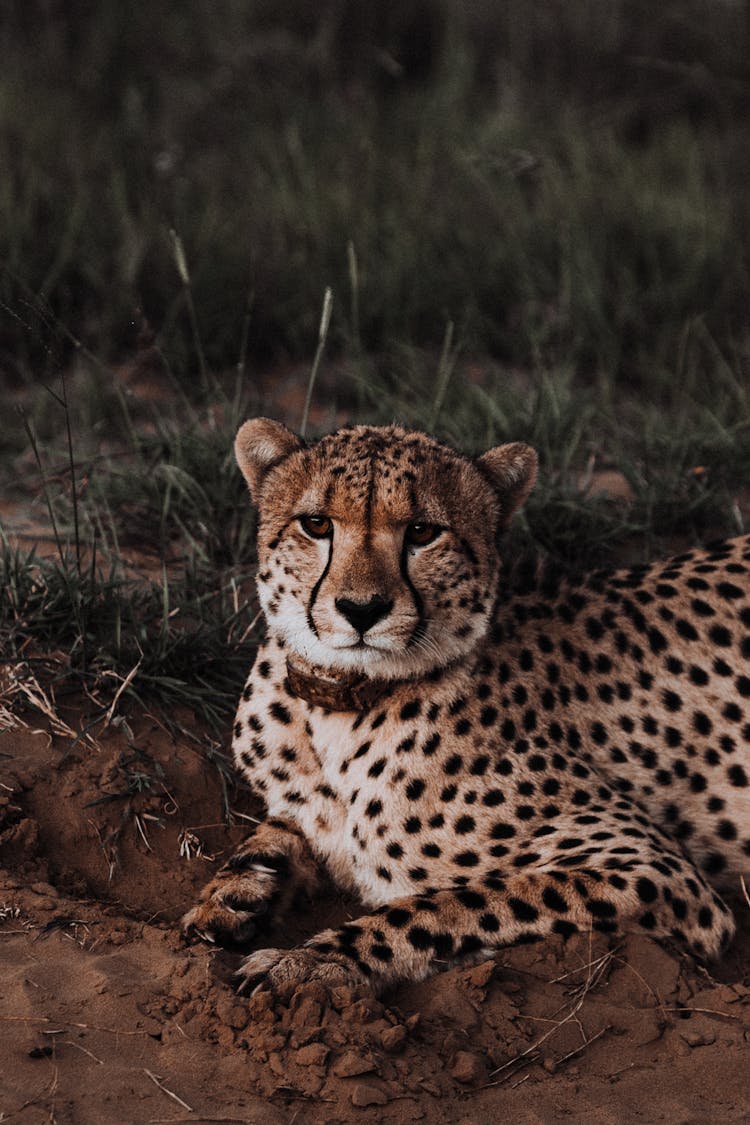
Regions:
[[477, 442, 538, 523], [235, 418, 304, 500]]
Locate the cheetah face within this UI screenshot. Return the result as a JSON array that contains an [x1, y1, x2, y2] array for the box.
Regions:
[[235, 419, 537, 680]]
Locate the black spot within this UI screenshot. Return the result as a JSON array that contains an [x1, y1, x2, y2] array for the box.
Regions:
[[587, 899, 617, 919], [542, 887, 569, 912], [509, 897, 539, 923], [422, 732, 441, 756], [697, 906, 714, 929], [406, 778, 426, 800], [480, 706, 498, 727], [270, 701, 292, 724], [371, 943, 393, 962], [454, 850, 480, 867], [400, 700, 422, 720], [455, 815, 475, 834], [676, 619, 699, 642], [456, 889, 486, 909], [636, 877, 658, 903], [692, 712, 712, 736], [728, 765, 748, 787], [407, 926, 432, 950], [709, 624, 732, 647]]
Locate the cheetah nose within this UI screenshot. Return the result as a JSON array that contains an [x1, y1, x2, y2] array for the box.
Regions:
[[335, 595, 393, 635]]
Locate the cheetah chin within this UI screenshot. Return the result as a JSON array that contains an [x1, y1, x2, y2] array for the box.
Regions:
[[183, 417, 749, 996]]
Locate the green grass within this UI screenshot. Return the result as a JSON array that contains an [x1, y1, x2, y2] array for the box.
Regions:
[[1, 2, 749, 385]]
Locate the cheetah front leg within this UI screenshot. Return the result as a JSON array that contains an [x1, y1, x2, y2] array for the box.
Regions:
[[182, 818, 321, 946], [238, 859, 735, 997]]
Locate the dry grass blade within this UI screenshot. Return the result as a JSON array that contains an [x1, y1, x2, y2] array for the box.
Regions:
[[300, 286, 333, 438], [103, 659, 143, 726], [144, 1069, 193, 1112], [5, 665, 79, 742], [488, 939, 613, 1082], [740, 874, 750, 912]]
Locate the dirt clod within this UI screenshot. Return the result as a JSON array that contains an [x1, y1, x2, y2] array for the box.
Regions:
[[350, 1081, 389, 1107], [450, 1050, 487, 1084]]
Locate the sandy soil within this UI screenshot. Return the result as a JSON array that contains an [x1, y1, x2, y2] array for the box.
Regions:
[[2, 698, 750, 1125]]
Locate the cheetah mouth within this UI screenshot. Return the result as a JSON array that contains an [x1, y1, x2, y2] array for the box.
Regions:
[[329, 637, 402, 654]]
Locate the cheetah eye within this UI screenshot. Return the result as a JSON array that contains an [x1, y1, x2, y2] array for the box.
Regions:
[[405, 522, 440, 547], [299, 514, 333, 539]]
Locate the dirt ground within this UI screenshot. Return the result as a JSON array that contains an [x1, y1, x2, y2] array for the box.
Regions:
[[1, 698, 750, 1125]]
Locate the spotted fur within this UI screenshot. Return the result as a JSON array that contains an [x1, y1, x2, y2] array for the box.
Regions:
[[183, 419, 749, 995]]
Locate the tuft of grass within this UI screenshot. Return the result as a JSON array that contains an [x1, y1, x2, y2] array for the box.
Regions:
[[0, 533, 261, 733]]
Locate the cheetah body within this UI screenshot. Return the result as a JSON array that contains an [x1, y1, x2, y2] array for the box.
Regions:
[[185, 420, 749, 993]]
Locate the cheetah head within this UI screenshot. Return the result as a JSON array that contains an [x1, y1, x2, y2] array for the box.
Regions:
[[236, 419, 537, 680]]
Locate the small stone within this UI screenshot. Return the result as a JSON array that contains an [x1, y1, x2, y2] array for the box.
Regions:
[[351, 1083, 388, 1108], [329, 985, 357, 1011], [451, 1051, 486, 1084], [292, 982, 329, 1008], [289, 1024, 324, 1048], [216, 997, 248, 1030], [542, 1057, 557, 1074], [293, 997, 322, 1027], [680, 1030, 716, 1048], [344, 998, 384, 1023], [296, 1042, 330, 1067], [465, 961, 495, 989], [333, 1050, 377, 1077], [30, 882, 58, 897], [380, 1025, 407, 1053], [268, 1052, 286, 1077]]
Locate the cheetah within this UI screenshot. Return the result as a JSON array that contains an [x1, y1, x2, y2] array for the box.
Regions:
[[183, 418, 750, 996]]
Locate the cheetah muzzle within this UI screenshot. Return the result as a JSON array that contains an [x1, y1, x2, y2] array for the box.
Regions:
[[183, 417, 749, 997]]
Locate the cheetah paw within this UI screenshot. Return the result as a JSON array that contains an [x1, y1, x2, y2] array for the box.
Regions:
[[181, 854, 282, 946], [237, 946, 368, 999]]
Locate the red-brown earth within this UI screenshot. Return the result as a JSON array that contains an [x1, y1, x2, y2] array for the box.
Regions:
[[1, 698, 749, 1124]]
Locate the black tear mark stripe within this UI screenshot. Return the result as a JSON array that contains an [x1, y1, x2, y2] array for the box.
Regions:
[[307, 536, 333, 637], [400, 535, 425, 648]]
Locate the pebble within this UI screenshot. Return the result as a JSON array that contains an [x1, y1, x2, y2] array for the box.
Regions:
[[451, 1051, 486, 1084], [296, 1042, 330, 1067], [380, 1024, 407, 1052], [680, 1030, 716, 1048], [351, 1083, 388, 1107], [333, 1049, 377, 1077]]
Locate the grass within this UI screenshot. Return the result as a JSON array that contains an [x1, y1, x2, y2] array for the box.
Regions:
[[1, 2, 750, 743], [1, 3, 749, 385]]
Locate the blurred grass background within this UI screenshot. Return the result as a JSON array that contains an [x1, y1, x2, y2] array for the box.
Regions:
[[2, 0, 749, 384], [2, 0, 750, 726]]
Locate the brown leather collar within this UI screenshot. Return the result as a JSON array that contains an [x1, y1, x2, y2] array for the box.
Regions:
[[285, 657, 393, 713]]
